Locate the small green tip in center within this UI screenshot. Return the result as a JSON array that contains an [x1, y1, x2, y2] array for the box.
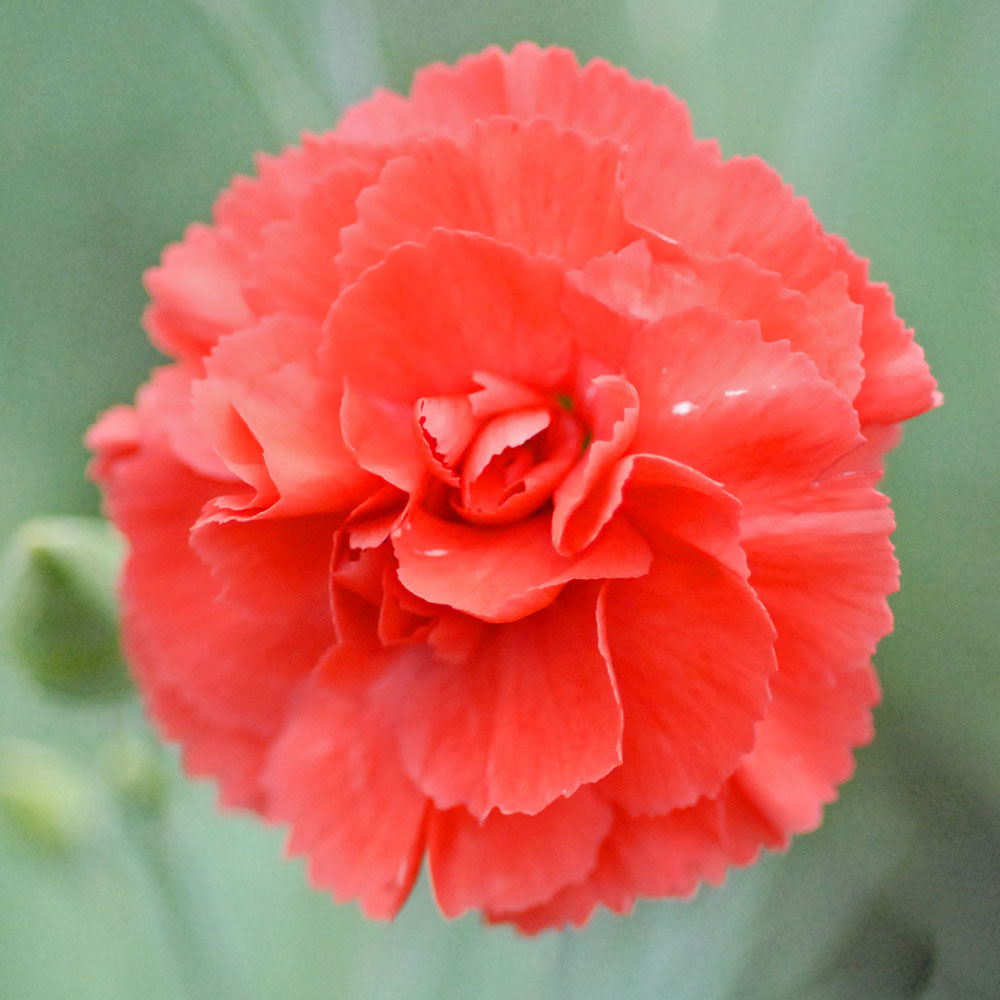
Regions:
[[555, 393, 574, 412]]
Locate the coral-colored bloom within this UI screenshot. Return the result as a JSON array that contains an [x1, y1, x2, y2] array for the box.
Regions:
[[88, 45, 939, 931]]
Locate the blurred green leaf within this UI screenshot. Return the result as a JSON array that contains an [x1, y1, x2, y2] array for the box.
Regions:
[[0, 738, 99, 852], [0, 517, 130, 699]]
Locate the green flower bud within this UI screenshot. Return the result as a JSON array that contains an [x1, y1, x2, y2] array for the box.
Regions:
[[101, 733, 168, 816], [0, 517, 131, 699], [0, 738, 99, 852]]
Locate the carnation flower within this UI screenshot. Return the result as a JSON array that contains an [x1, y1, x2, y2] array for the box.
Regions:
[[87, 44, 939, 932]]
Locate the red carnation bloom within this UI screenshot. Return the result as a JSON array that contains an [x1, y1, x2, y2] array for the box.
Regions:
[[87, 44, 939, 932]]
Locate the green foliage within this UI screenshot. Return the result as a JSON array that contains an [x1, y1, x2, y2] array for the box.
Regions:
[[1, 1, 997, 998]]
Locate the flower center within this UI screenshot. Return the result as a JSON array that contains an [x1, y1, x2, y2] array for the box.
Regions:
[[415, 377, 586, 527]]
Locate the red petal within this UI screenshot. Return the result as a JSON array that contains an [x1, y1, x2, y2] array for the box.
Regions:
[[552, 374, 639, 554], [264, 681, 429, 919], [337, 117, 634, 286], [143, 224, 254, 362], [428, 788, 612, 916], [828, 235, 942, 424], [212, 137, 383, 248], [242, 160, 381, 320], [322, 230, 573, 403], [468, 371, 549, 418], [145, 683, 270, 812], [626, 148, 939, 425], [193, 315, 375, 516], [623, 307, 864, 512], [599, 535, 776, 814], [739, 472, 898, 689], [571, 240, 865, 403], [616, 453, 747, 577], [416, 394, 479, 484], [388, 584, 622, 818], [392, 505, 651, 623], [457, 408, 582, 525], [337, 45, 695, 192], [90, 392, 332, 765], [595, 662, 880, 900], [339, 381, 426, 492]]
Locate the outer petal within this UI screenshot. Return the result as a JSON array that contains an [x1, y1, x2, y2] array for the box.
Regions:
[[827, 234, 942, 425], [87, 393, 333, 791], [336, 44, 696, 192], [322, 230, 574, 402], [740, 472, 897, 688], [339, 383, 425, 493], [386, 584, 623, 818], [428, 788, 612, 917], [624, 307, 864, 511], [571, 240, 865, 403], [143, 224, 255, 362], [392, 505, 651, 623], [242, 160, 382, 320], [212, 136, 384, 249], [146, 684, 272, 812], [591, 663, 880, 903], [600, 533, 776, 814], [337, 117, 635, 285], [264, 681, 430, 920], [192, 315, 375, 516], [624, 148, 940, 425]]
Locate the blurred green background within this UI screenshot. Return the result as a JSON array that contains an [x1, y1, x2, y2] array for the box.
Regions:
[[1, 0, 997, 997]]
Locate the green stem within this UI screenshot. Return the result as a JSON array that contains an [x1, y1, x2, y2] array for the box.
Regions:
[[121, 805, 248, 1000]]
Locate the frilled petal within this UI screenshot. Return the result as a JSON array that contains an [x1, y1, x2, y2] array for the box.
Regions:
[[622, 148, 940, 425], [242, 160, 382, 320], [385, 584, 623, 818], [339, 383, 426, 492], [416, 393, 479, 484], [552, 374, 639, 554], [599, 535, 776, 815], [190, 512, 338, 623], [614, 453, 747, 576], [192, 315, 375, 516], [264, 681, 430, 920], [212, 136, 384, 248], [591, 659, 880, 907], [143, 224, 254, 362], [738, 663, 880, 838], [392, 505, 651, 623], [485, 834, 634, 933], [739, 471, 898, 687], [337, 117, 635, 285], [322, 230, 574, 402], [457, 408, 581, 526], [428, 787, 612, 917], [87, 393, 332, 772], [337, 44, 696, 192], [623, 307, 864, 511], [146, 684, 271, 812], [571, 240, 865, 402], [125, 366, 236, 483], [827, 234, 942, 424]]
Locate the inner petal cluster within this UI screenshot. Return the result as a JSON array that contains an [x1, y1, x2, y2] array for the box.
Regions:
[[418, 376, 586, 527]]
